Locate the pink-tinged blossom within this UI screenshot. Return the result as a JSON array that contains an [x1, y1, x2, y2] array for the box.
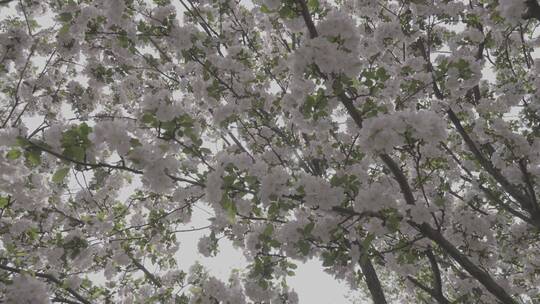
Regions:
[[2, 0, 540, 303], [5, 275, 50, 304], [259, 167, 289, 205], [359, 110, 447, 154], [197, 235, 215, 257], [498, 0, 528, 25], [354, 182, 396, 213]]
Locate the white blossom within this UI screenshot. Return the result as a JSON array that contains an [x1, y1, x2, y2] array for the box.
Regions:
[[5, 275, 50, 304]]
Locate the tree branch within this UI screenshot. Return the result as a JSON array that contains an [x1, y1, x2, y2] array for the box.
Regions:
[[295, 3, 519, 304], [418, 35, 537, 223], [410, 222, 518, 304], [26, 140, 204, 187], [447, 109, 535, 216], [1, 48, 34, 128], [518, 158, 539, 213], [0, 264, 91, 304], [407, 275, 450, 304], [425, 249, 445, 300], [524, 0, 540, 21], [127, 254, 162, 288], [295, 0, 318, 39], [356, 242, 388, 304], [52, 296, 84, 304]]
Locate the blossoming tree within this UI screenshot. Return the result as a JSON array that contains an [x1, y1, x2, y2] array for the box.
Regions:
[[1, 0, 540, 303]]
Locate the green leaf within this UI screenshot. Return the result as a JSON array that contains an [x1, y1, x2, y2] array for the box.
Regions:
[[260, 4, 272, 13], [142, 112, 156, 124], [222, 175, 236, 188], [130, 138, 142, 147], [61, 124, 92, 162], [387, 213, 400, 232], [330, 175, 345, 187], [362, 233, 375, 250], [287, 262, 297, 269], [0, 197, 9, 208], [307, 0, 319, 10], [24, 149, 41, 166], [52, 167, 70, 184], [206, 80, 222, 100], [268, 203, 280, 217], [278, 6, 296, 19], [58, 12, 73, 22], [26, 227, 39, 241], [434, 196, 445, 207], [221, 197, 236, 223], [6, 149, 22, 160], [153, 0, 171, 5], [296, 240, 310, 256], [322, 251, 336, 267], [303, 222, 315, 235], [258, 279, 269, 290], [16, 137, 30, 147], [199, 147, 211, 155], [63, 146, 86, 162], [79, 123, 92, 137]]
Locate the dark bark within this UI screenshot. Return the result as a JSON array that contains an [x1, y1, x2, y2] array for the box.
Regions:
[[412, 222, 518, 304], [524, 0, 540, 21], [407, 276, 451, 304], [356, 242, 388, 304]]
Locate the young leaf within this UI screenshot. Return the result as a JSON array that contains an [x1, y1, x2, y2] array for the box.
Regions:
[[6, 149, 21, 160], [52, 167, 70, 184]]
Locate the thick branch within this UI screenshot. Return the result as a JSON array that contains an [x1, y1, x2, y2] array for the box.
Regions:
[[518, 159, 539, 213], [379, 154, 416, 206], [356, 242, 388, 304], [383, 156, 518, 304], [295, 0, 318, 39], [426, 249, 444, 300], [338, 90, 365, 128], [294, 2, 391, 303], [407, 275, 450, 304], [52, 297, 83, 304], [128, 254, 162, 288], [411, 222, 518, 304], [524, 0, 540, 21]]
